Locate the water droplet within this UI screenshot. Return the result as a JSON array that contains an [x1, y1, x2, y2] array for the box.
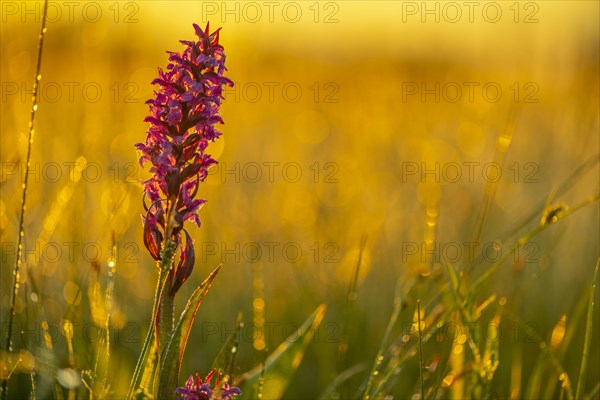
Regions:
[[541, 204, 568, 226], [56, 368, 80, 389]]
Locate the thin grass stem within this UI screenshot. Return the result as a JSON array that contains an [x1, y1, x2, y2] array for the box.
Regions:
[[471, 193, 599, 290], [472, 107, 519, 245], [1, 1, 49, 398], [417, 300, 425, 400], [575, 258, 599, 400]]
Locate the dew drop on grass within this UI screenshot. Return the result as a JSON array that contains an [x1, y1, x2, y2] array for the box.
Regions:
[[56, 368, 80, 390], [497, 134, 512, 152], [442, 373, 454, 387], [419, 269, 431, 278], [550, 315, 567, 349]]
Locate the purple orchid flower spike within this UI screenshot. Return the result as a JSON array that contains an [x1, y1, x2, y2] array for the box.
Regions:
[[136, 22, 233, 295]]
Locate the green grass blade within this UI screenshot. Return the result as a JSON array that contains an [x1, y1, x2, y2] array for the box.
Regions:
[[426, 339, 453, 400], [211, 312, 243, 377], [472, 108, 518, 244], [319, 364, 366, 400], [587, 382, 600, 399], [503, 309, 574, 400], [471, 194, 599, 291], [362, 293, 402, 400], [524, 352, 546, 400], [500, 153, 599, 242], [575, 258, 599, 400], [368, 302, 454, 398], [127, 267, 166, 399], [339, 236, 366, 369], [238, 304, 327, 399], [156, 265, 221, 400], [417, 300, 425, 400], [445, 261, 460, 295], [544, 286, 591, 398], [361, 272, 416, 400]]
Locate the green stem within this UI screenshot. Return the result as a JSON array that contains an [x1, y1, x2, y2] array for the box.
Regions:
[[127, 202, 177, 399], [157, 240, 176, 356], [154, 201, 178, 395]]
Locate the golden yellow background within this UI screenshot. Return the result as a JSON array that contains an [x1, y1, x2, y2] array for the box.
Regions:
[[1, 1, 599, 398]]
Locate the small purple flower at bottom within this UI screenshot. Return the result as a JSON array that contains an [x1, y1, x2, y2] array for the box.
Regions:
[[175, 369, 241, 400], [220, 382, 242, 400]]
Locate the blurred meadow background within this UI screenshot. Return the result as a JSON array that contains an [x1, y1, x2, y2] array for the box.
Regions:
[[1, 1, 599, 398]]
